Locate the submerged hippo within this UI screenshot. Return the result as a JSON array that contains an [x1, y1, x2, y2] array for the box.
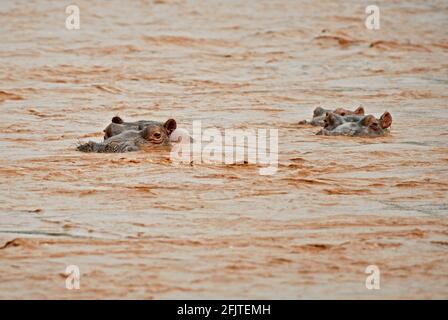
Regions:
[[316, 111, 392, 137], [78, 119, 177, 153], [103, 116, 172, 140], [299, 106, 365, 126], [320, 111, 392, 131]]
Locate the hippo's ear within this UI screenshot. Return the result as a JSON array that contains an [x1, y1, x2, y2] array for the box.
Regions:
[[354, 106, 365, 115], [112, 116, 123, 124], [164, 119, 177, 135], [379, 112, 392, 129]]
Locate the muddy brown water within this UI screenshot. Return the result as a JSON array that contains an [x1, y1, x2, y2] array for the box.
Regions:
[[0, 0, 447, 299]]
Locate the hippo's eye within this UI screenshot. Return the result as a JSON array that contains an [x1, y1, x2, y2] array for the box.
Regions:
[[154, 132, 161, 138], [340, 112, 346, 116]]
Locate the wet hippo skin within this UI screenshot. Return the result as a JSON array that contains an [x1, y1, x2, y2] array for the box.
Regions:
[[316, 112, 392, 137], [78, 119, 177, 153], [299, 106, 365, 126], [103, 116, 175, 140]]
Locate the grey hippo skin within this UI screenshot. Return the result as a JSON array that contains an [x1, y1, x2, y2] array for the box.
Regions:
[[316, 111, 392, 137], [77, 118, 177, 153], [103, 116, 170, 140], [299, 106, 365, 126]]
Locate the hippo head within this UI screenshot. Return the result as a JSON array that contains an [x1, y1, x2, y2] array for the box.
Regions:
[[333, 106, 365, 117], [323, 112, 345, 131], [359, 115, 385, 137], [103, 116, 178, 141], [140, 119, 177, 145]]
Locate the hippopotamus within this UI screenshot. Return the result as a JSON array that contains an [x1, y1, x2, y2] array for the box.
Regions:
[[316, 111, 392, 137], [299, 106, 365, 126], [321, 111, 392, 131], [77, 119, 177, 153], [102, 116, 173, 140]]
